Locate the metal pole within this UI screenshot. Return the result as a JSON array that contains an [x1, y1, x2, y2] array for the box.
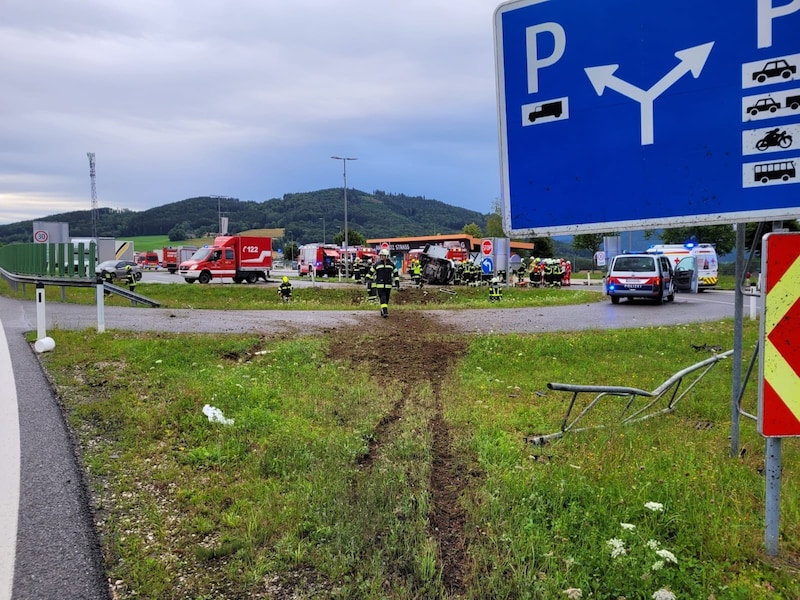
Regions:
[[765, 437, 782, 556], [331, 156, 357, 279], [731, 223, 745, 457]]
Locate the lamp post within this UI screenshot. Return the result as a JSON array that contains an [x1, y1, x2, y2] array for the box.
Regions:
[[320, 217, 326, 244], [331, 156, 357, 278]]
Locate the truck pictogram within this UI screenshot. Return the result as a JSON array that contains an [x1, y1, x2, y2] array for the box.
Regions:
[[528, 100, 563, 122]]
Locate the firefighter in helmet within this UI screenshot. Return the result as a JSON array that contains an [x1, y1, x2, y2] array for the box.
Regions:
[[278, 276, 293, 302], [489, 276, 503, 302], [124, 265, 137, 291], [368, 248, 400, 317], [411, 258, 423, 288]]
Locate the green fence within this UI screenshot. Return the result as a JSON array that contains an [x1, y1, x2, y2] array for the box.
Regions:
[[0, 242, 97, 278]]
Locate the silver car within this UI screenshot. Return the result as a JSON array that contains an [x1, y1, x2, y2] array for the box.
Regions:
[[96, 260, 143, 281]]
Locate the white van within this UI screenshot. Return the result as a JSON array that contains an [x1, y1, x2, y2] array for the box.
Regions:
[[605, 253, 675, 304], [645, 244, 718, 290]]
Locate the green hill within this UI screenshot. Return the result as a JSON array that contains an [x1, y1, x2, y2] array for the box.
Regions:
[[0, 189, 489, 246]]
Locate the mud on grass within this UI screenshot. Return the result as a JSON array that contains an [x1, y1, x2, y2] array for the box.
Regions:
[[328, 311, 475, 597]]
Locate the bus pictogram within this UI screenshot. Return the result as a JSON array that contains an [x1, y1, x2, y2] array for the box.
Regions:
[[754, 160, 796, 183]]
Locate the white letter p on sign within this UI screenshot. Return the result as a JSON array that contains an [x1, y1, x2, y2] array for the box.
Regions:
[[526, 22, 566, 94]]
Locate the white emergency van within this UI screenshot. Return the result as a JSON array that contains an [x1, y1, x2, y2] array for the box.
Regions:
[[645, 243, 718, 290]]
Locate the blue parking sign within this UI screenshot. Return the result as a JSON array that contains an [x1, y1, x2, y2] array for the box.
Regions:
[[495, 0, 800, 235]]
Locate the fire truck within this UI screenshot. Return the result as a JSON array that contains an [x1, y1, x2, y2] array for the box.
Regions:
[[298, 244, 340, 277], [178, 236, 272, 284], [162, 246, 197, 274]]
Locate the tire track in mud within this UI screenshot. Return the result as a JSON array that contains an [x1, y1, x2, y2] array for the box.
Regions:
[[328, 311, 472, 596]]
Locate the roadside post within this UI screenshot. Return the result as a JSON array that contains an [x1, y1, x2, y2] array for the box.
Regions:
[[758, 232, 800, 556], [96, 278, 106, 334]]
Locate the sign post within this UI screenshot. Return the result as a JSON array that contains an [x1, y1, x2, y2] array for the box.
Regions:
[[494, 0, 800, 235], [758, 232, 800, 556]]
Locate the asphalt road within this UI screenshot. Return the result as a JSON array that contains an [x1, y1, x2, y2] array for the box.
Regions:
[[0, 286, 757, 599]]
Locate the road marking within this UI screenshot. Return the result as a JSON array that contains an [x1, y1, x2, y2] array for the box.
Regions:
[[0, 320, 20, 600]]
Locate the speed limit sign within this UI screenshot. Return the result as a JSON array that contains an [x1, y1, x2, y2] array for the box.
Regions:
[[33, 230, 49, 243]]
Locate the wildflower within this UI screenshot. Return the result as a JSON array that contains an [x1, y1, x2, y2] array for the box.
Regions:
[[644, 501, 664, 512], [655, 549, 678, 564], [562, 588, 582, 599], [606, 538, 627, 558], [651, 560, 665, 571], [154, 359, 162, 364], [646, 539, 660, 550], [620, 522, 636, 531], [652, 588, 676, 600]]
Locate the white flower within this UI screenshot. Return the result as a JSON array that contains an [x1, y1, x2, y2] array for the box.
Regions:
[[562, 588, 583, 599], [620, 522, 636, 531], [652, 588, 676, 600], [646, 539, 660, 550], [606, 538, 627, 558], [651, 560, 665, 571], [644, 501, 664, 512], [656, 549, 678, 564], [154, 359, 162, 364]]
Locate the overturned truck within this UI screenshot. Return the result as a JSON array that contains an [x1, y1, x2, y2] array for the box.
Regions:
[[418, 244, 457, 285]]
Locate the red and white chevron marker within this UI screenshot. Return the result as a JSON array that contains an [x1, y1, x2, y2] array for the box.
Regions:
[[758, 232, 800, 437]]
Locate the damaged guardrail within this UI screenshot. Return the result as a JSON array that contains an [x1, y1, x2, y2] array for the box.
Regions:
[[525, 349, 734, 445]]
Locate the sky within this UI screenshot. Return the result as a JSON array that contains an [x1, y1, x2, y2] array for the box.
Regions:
[[0, 0, 507, 225]]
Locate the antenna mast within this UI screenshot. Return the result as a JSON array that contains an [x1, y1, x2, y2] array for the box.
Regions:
[[87, 152, 98, 239]]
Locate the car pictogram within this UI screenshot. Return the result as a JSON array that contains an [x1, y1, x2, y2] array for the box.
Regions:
[[747, 97, 781, 116], [752, 59, 796, 83]]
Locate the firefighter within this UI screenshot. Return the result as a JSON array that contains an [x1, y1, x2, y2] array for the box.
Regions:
[[489, 277, 503, 302], [100, 270, 114, 296], [411, 259, 422, 288], [364, 267, 378, 303], [353, 258, 363, 283], [124, 265, 137, 291], [563, 260, 572, 286], [278, 276, 293, 302], [368, 248, 400, 317]]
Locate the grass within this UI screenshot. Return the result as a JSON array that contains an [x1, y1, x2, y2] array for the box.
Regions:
[[1, 278, 604, 310], [34, 318, 800, 599]]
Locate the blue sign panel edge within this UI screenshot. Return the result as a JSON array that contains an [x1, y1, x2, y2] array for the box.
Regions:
[[494, 0, 800, 237]]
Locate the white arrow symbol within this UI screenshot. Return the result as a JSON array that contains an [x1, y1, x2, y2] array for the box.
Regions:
[[584, 42, 714, 145]]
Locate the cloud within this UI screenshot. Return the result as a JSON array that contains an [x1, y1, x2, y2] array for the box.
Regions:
[[0, 0, 501, 225]]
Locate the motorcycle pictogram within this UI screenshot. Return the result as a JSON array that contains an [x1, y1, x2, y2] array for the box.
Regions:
[[756, 128, 793, 151]]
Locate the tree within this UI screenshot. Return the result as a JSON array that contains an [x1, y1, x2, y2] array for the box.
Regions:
[[333, 228, 365, 246], [168, 225, 187, 242], [572, 234, 605, 255], [531, 236, 554, 258], [283, 241, 299, 261], [463, 222, 483, 238], [572, 233, 608, 271], [656, 225, 736, 255], [744, 220, 800, 255]]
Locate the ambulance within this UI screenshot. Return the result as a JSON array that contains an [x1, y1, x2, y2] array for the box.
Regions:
[[645, 243, 718, 290]]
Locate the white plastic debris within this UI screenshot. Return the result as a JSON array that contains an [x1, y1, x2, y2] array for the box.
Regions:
[[202, 404, 234, 425]]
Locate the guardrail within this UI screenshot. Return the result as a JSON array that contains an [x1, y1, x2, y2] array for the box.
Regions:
[[0, 265, 160, 307]]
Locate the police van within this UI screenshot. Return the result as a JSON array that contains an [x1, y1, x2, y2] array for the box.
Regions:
[[645, 243, 719, 291]]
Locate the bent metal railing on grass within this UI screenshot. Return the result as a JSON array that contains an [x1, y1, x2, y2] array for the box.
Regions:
[[525, 349, 734, 445], [0, 266, 160, 307]]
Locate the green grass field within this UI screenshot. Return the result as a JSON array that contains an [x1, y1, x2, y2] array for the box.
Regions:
[[30, 312, 799, 599]]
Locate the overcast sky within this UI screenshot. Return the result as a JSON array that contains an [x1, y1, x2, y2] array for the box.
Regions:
[[0, 0, 508, 225]]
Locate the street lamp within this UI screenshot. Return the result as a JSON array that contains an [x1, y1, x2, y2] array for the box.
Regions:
[[331, 156, 357, 278]]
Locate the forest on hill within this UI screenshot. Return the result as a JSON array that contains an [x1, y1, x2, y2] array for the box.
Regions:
[[0, 189, 489, 246]]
